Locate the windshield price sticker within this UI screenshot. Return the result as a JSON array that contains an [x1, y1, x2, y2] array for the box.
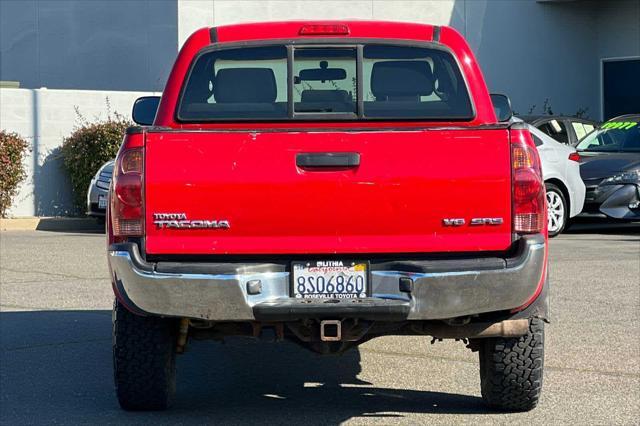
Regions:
[[601, 121, 638, 130]]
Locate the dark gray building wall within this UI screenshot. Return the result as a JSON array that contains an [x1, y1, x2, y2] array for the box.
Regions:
[[452, 0, 600, 118], [0, 0, 178, 92]]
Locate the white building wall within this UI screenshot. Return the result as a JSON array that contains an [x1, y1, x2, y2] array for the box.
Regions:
[[177, 0, 457, 47], [0, 88, 157, 217], [178, 0, 215, 47]]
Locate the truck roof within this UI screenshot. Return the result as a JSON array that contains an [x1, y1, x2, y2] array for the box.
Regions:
[[211, 20, 441, 43]]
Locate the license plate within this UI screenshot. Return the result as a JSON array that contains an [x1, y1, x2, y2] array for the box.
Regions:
[[292, 261, 368, 299], [98, 195, 107, 209]]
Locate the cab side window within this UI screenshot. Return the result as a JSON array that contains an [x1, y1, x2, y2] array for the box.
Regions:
[[583, 124, 595, 134], [537, 119, 569, 144], [571, 122, 588, 141]]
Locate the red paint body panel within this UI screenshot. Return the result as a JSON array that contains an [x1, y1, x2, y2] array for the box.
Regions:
[[144, 129, 513, 255], [216, 20, 435, 43]]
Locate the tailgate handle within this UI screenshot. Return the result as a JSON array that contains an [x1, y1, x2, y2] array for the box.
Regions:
[[296, 152, 360, 168]]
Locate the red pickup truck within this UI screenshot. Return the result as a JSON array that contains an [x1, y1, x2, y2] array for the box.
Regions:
[[108, 21, 548, 412]]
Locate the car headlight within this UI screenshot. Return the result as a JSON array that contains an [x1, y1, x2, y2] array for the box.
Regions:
[[600, 170, 640, 185]]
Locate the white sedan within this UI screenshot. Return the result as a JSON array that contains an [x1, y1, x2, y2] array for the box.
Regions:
[[521, 121, 586, 236]]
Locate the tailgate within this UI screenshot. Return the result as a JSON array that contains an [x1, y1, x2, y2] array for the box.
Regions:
[[144, 129, 512, 255]]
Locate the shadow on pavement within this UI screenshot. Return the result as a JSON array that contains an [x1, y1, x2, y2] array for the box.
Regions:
[[35, 218, 105, 234], [565, 220, 640, 236], [0, 310, 489, 424]]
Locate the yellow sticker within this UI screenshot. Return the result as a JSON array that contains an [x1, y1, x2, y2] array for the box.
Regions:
[[354, 264, 366, 271]]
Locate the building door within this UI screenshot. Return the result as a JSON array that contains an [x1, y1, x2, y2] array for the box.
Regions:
[[602, 58, 640, 120]]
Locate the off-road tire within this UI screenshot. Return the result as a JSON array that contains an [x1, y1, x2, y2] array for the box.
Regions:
[[478, 318, 544, 411], [113, 299, 177, 410]]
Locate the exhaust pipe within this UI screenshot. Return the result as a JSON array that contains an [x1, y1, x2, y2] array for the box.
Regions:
[[320, 320, 342, 341], [417, 319, 530, 339]]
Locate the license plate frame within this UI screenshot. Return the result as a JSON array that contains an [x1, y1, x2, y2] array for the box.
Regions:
[[291, 260, 370, 299], [98, 195, 107, 209]]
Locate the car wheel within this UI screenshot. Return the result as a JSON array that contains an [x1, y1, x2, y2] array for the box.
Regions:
[[545, 183, 567, 237], [113, 299, 177, 410], [478, 318, 545, 411]]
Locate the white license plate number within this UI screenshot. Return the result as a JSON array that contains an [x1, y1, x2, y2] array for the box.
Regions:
[[98, 195, 107, 209], [292, 261, 368, 299]]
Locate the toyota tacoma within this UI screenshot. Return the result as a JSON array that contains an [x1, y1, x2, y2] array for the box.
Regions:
[[108, 21, 549, 412]]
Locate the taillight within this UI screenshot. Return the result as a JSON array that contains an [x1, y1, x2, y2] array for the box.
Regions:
[[511, 129, 545, 234], [111, 134, 144, 237], [568, 152, 580, 162]]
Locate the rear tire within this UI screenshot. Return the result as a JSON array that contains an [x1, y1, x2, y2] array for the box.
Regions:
[[113, 299, 177, 411], [545, 183, 567, 237], [478, 318, 545, 411]]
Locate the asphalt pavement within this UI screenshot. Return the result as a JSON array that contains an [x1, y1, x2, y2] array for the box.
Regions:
[[0, 222, 639, 425]]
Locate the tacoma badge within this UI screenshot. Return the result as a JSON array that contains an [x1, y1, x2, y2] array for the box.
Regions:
[[153, 213, 230, 229]]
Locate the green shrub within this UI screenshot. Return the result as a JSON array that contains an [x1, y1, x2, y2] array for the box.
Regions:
[[0, 131, 30, 217], [61, 113, 131, 210]]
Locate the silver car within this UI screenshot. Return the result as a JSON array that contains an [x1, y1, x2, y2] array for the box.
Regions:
[[86, 160, 114, 219]]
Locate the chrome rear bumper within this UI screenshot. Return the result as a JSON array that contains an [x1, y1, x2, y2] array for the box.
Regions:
[[108, 235, 546, 321]]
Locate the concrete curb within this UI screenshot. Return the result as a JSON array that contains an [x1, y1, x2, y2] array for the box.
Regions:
[[0, 217, 104, 232]]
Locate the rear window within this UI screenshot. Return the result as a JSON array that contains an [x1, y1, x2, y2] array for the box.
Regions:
[[180, 46, 288, 120], [363, 45, 472, 119], [177, 43, 474, 121], [293, 47, 357, 115], [537, 119, 569, 144]]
